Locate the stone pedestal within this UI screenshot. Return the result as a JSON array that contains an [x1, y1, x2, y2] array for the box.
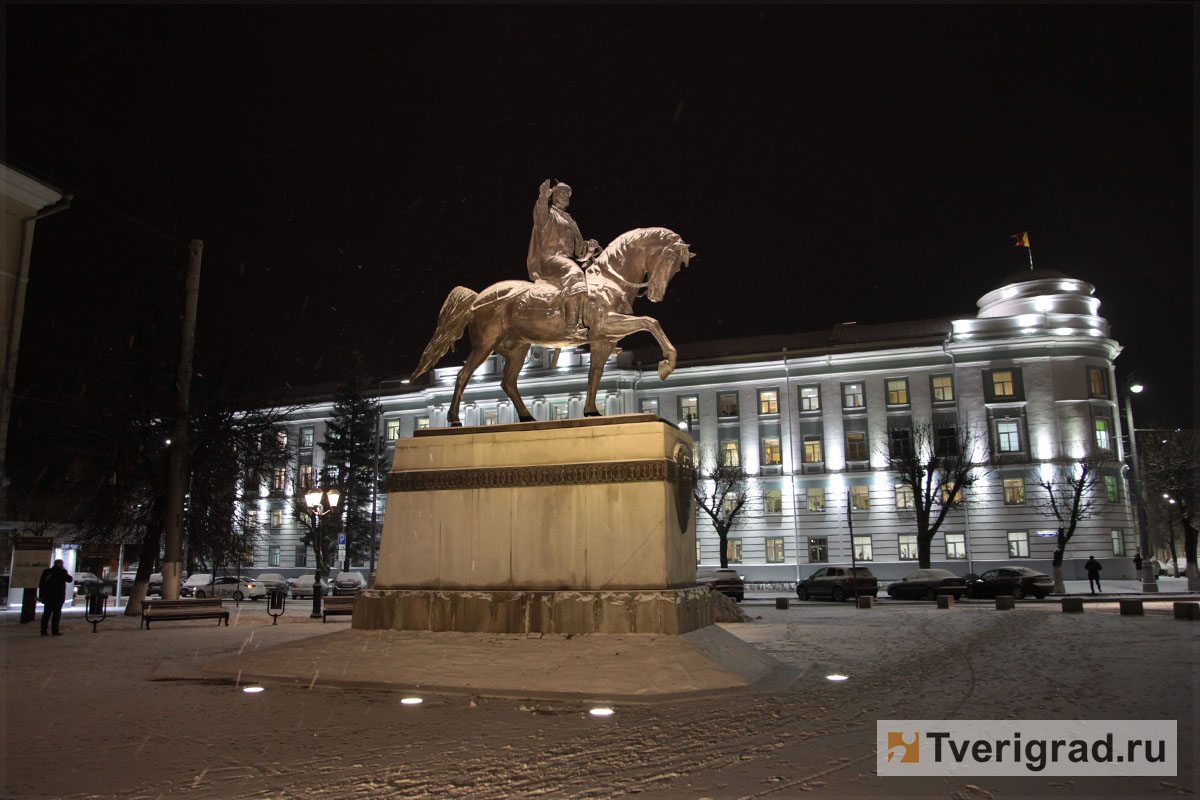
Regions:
[[360, 415, 707, 634]]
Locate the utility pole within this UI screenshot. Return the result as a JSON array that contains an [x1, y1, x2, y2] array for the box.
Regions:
[[161, 240, 202, 600]]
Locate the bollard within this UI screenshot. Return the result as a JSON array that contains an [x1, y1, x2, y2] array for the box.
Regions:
[[1061, 597, 1085, 613], [1119, 599, 1144, 616], [775, 597, 790, 610], [937, 595, 955, 610], [1172, 602, 1198, 621], [995, 596, 1016, 610], [856, 595, 875, 609]]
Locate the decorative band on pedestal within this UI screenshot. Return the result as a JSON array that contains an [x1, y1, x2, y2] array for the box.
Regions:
[[387, 458, 689, 493]]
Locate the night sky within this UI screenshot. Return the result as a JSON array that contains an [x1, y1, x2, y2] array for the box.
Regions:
[[7, 6, 1194, 427]]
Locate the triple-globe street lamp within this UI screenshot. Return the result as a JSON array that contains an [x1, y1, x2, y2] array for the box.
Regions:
[[303, 486, 341, 618]]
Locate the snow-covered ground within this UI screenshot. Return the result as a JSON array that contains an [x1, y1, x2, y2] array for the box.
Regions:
[[3, 594, 1195, 799]]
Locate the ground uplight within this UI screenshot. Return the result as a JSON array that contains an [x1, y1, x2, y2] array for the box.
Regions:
[[589, 707, 615, 717], [401, 697, 423, 705], [825, 674, 849, 682], [243, 686, 265, 693]]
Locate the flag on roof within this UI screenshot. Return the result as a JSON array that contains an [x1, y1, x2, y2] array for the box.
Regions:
[[1011, 232, 1030, 247]]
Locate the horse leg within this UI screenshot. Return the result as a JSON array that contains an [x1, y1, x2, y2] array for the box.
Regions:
[[583, 341, 614, 416], [449, 343, 495, 427], [594, 313, 678, 380], [496, 341, 534, 422]]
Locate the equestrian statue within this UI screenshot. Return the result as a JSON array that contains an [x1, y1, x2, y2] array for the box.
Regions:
[[410, 179, 693, 426]]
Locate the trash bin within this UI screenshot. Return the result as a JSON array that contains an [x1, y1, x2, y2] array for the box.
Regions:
[[267, 588, 287, 624]]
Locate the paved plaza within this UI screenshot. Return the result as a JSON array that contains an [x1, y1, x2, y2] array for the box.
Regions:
[[2, 585, 1195, 799]]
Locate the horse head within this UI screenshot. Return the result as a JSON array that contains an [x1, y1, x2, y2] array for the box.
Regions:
[[645, 229, 694, 303]]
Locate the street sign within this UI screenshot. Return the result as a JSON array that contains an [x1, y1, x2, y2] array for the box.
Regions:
[[338, 533, 347, 545]]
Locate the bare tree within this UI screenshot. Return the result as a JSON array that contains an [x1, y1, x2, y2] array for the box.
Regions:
[[692, 447, 751, 568], [1030, 454, 1110, 594], [1141, 429, 1199, 591], [882, 420, 989, 569]]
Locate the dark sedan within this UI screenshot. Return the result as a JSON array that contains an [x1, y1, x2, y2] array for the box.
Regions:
[[886, 569, 967, 600], [796, 566, 878, 601], [965, 567, 1053, 600]]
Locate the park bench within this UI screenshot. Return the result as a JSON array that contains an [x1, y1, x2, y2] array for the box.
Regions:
[[322, 595, 356, 622], [141, 598, 230, 629]]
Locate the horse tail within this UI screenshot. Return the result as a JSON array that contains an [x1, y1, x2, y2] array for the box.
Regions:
[[409, 286, 478, 381]]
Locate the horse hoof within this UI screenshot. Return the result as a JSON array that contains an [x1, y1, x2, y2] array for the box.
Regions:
[[518, 415, 535, 423], [450, 421, 463, 428], [584, 411, 602, 418], [657, 360, 674, 380]]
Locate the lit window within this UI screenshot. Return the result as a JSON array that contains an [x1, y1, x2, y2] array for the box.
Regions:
[[1003, 478, 1025, 505], [385, 419, 401, 440], [718, 392, 739, 417], [803, 435, 823, 463], [1105, 475, 1118, 502], [846, 431, 868, 462], [551, 402, 569, 420], [850, 485, 869, 511], [945, 533, 966, 559], [800, 385, 821, 412], [678, 395, 698, 423], [991, 370, 1016, 398], [1087, 367, 1109, 398], [761, 436, 782, 465], [996, 420, 1022, 452], [843, 383, 864, 409], [852, 535, 873, 561], [277, 430, 289, 449], [484, 409, 499, 426], [298, 464, 313, 489], [268, 545, 281, 567], [886, 378, 909, 406], [721, 440, 740, 467], [895, 484, 914, 509], [758, 389, 779, 415], [807, 488, 825, 512], [1094, 419, 1111, 451], [808, 537, 828, 563], [723, 495, 740, 513], [415, 416, 430, 430], [272, 468, 286, 491], [1007, 531, 1029, 558], [640, 397, 658, 414], [766, 537, 786, 563], [764, 490, 783, 513], [726, 539, 742, 564], [940, 483, 962, 506], [898, 534, 918, 560], [931, 375, 954, 402], [1111, 529, 1125, 556], [269, 509, 283, 528]]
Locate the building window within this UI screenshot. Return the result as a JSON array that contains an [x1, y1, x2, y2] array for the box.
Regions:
[[803, 435, 823, 464], [272, 468, 286, 491], [984, 368, 1024, 402], [799, 385, 821, 412], [385, 419, 401, 440], [640, 397, 658, 415], [1094, 418, 1111, 451], [1105, 475, 1119, 502], [898, 534, 918, 560], [761, 435, 782, 465], [300, 426, 314, 448], [888, 427, 913, 459], [722, 495, 740, 514], [846, 431, 868, 463], [720, 440, 740, 467], [1111, 529, 1125, 556], [415, 416, 430, 430], [678, 395, 698, 424], [551, 402, 569, 420], [1007, 531, 1029, 558], [1004, 478, 1025, 505], [852, 535, 873, 561], [764, 489, 783, 513], [295, 546, 307, 567], [484, 409, 499, 425], [718, 392, 739, 418], [726, 538, 742, 564], [269, 508, 283, 528], [842, 382, 865, 409], [278, 430, 289, 449], [807, 488, 825, 512], [268, 545, 281, 567], [765, 537, 786, 563], [850, 485, 869, 511], [299, 463, 313, 490], [758, 389, 779, 415], [991, 370, 1015, 398], [895, 484, 914, 509], [940, 483, 962, 506], [945, 533, 967, 559], [886, 378, 909, 406], [808, 537, 828, 563], [1087, 367, 1109, 399], [996, 420, 1022, 453], [931, 375, 954, 403], [935, 423, 959, 457]]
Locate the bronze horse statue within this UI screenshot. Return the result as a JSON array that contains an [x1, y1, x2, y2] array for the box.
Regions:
[[410, 227, 693, 426]]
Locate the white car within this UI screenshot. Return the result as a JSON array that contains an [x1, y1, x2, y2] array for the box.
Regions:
[[253, 573, 288, 600], [290, 574, 332, 599], [180, 574, 257, 601], [331, 571, 368, 596]]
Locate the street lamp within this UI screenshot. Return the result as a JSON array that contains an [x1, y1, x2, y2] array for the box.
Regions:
[[303, 486, 341, 618], [1122, 381, 1158, 593]]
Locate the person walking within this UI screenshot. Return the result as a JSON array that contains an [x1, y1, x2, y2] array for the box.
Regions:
[[1084, 555, 1102, 595], [38, 559, 72, 635], [1133, 552, 1143, 575]]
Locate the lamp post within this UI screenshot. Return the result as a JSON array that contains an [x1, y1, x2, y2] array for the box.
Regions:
[[1122, 381, 1158, 593], [304, 486, 341, 618]]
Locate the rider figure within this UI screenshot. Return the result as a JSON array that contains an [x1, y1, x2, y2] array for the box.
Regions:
[[527, 179, 599, 336]]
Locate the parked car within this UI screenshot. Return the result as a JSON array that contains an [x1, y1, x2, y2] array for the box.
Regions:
[[331, 571, 368, 596], [73, 572, 104, 595], [116, 571, 138, 595], [180, 574, 257, 601], [965, 567, 1053, 600], [796, 566, 878, 601], [253, 573, 288, 600], [290, 574, 332, 599], [886, 569, 967, 601], [696, 567, 745, 602]]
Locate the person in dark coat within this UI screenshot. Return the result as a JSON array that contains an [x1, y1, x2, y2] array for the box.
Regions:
[[38, 559, 72, 636], [1084, 555, 1102, 595], [1133, 552, 1143, 574]]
